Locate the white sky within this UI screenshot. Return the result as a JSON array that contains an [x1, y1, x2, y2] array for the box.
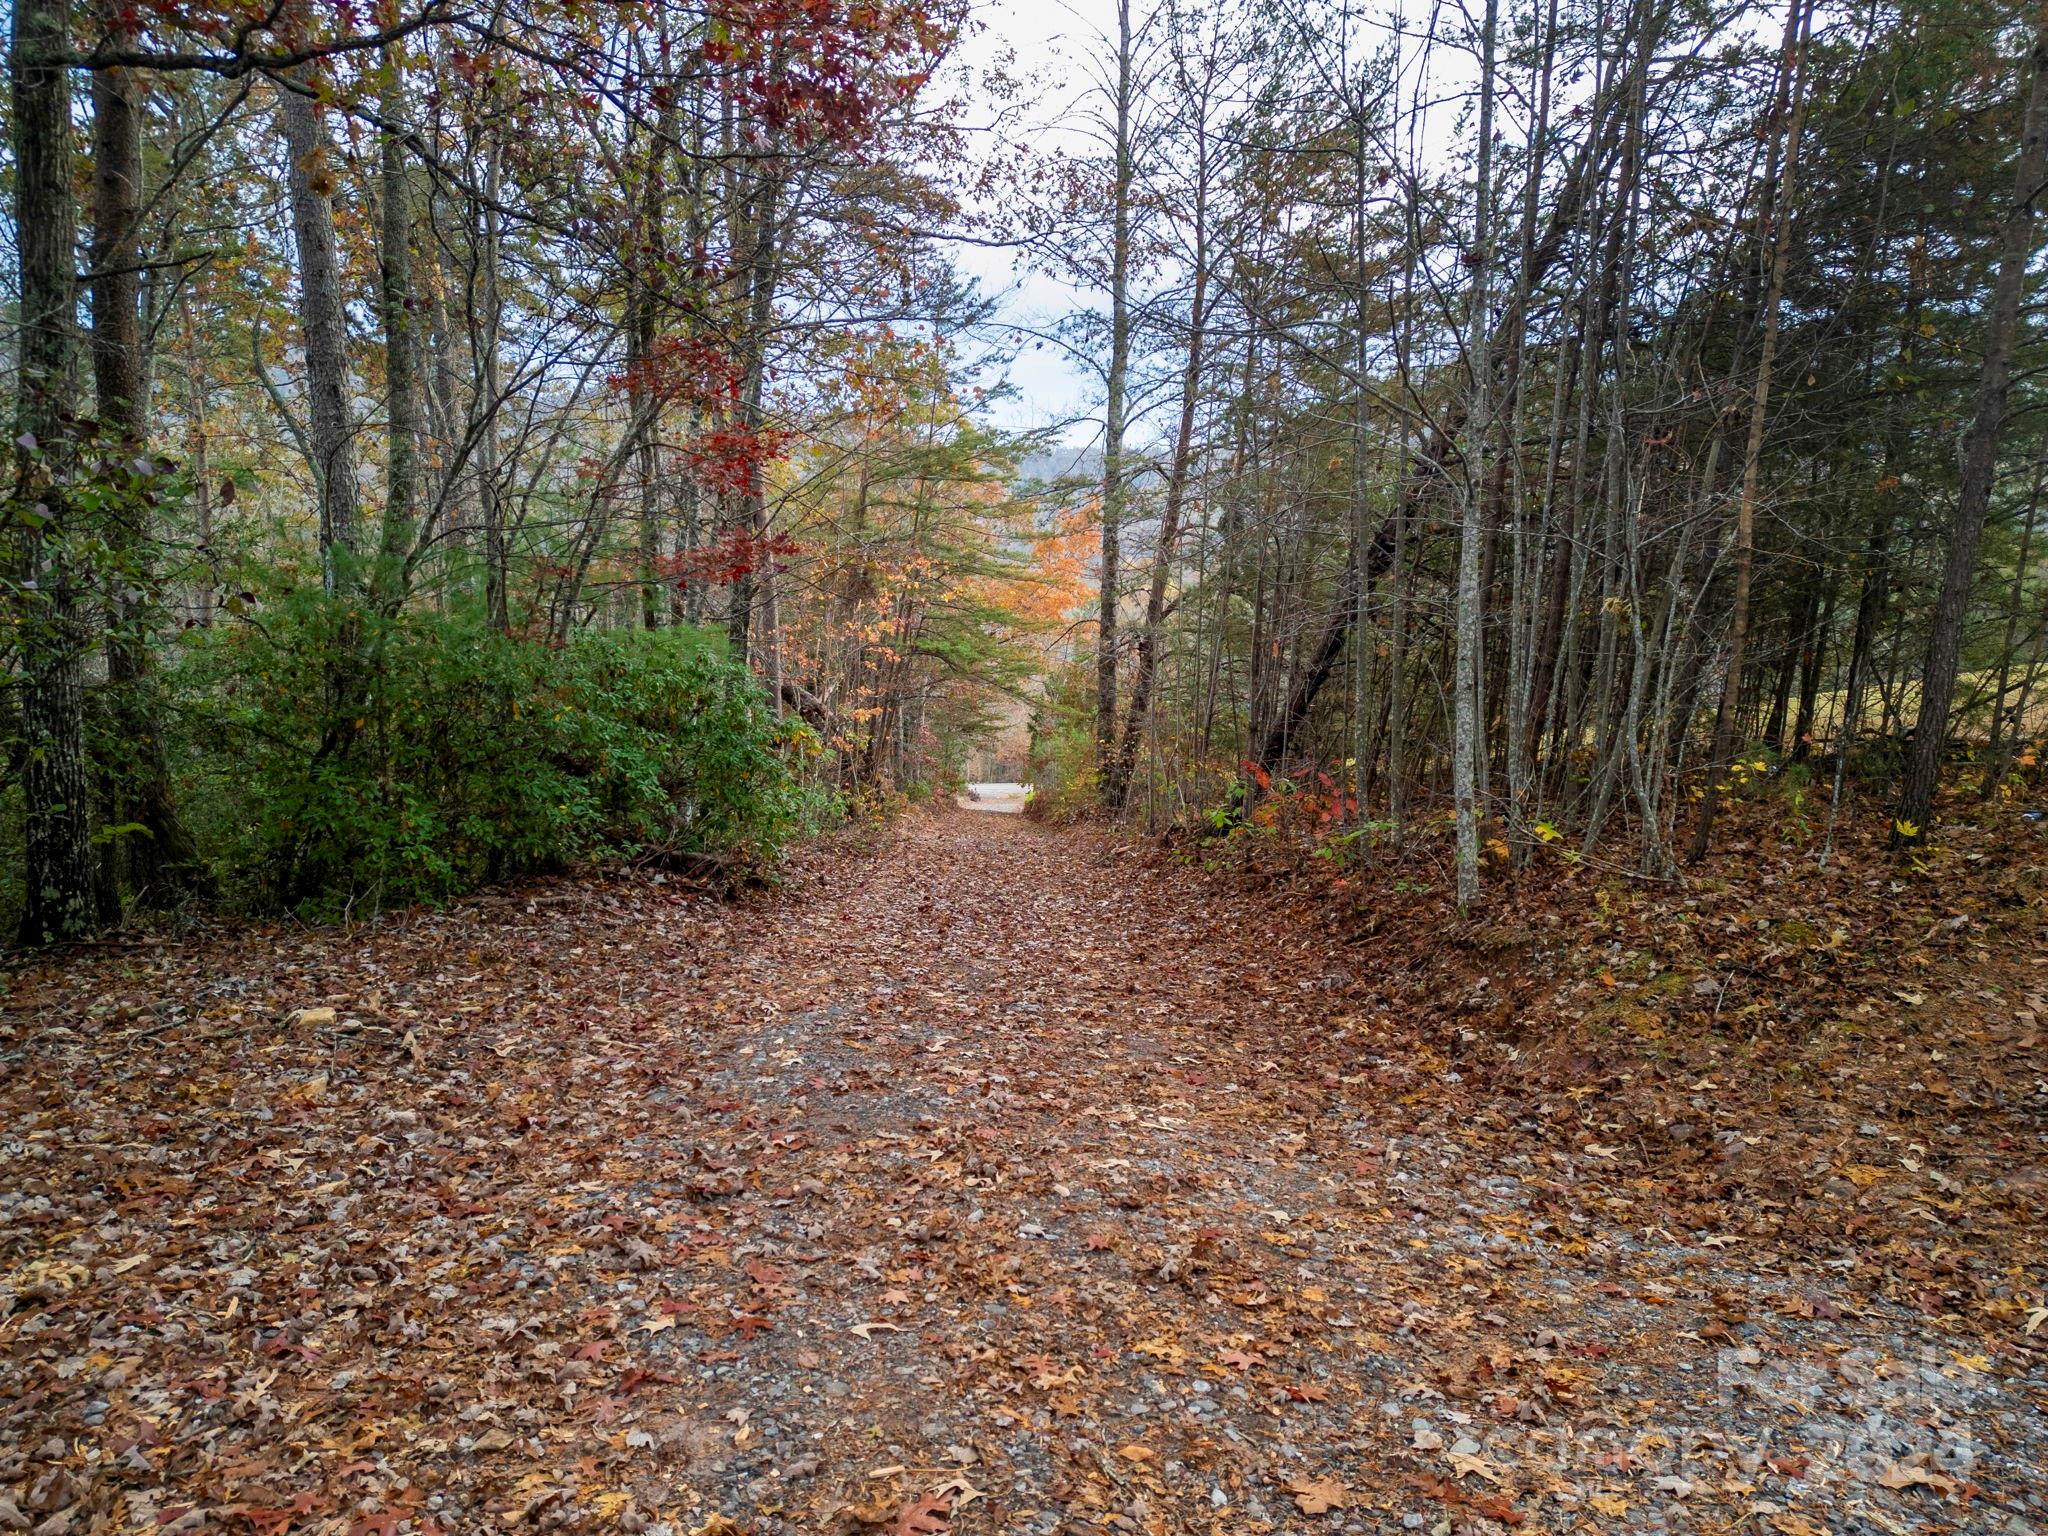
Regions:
[[937, 0, 1485, 447], [946, 0, 1126, 443]]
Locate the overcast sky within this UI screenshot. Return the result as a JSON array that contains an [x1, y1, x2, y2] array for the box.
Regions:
[[941, 0, 1125, 444], [936, 0, 1483, 447]]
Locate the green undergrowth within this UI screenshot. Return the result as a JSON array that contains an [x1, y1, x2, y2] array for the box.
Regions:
[[3, 603, 833, 931]]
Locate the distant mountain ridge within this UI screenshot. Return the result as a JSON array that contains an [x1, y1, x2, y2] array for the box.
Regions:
[[1016, 446, 1103, 486]]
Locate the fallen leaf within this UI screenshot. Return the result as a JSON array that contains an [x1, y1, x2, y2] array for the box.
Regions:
[[890, 1492, 951, 1535], [929, 1476, 982, 1509], [1877, 1462, 1956, 1495], [1284, 1476, 1350, 1515], [1445, 1451, 1505, 1484]]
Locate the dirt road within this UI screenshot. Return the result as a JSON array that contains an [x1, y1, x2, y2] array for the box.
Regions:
[[1, 813, 2039, 1535]]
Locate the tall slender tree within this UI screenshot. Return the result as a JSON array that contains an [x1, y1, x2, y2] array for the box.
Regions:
[[1097, 0, 1140, 790], [1689, 0, 1815, 863]]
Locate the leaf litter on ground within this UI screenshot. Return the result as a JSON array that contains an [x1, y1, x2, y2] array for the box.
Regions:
[[2, 806, 2044, 1536]]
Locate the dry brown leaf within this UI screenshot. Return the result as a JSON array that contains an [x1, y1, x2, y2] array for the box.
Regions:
[[1445, 1451, 1506, 1484], [889, 1492, 951, 1536], [1284, 1476, 1350, 1515], [1877, 1461, 1956, 1495]]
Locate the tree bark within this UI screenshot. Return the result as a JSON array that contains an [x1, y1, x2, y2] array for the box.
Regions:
[[478, 133, 509, 631], [281, 74, 363, 597], [726, 160, 782, 662], [11, 0, 100, 943], [632, 68, 673, 632], [1980, 436, 2048, 793], [281, 70, 369, 778], [1821, 491, 1896, 863], [1789, 583, 1833, 764]]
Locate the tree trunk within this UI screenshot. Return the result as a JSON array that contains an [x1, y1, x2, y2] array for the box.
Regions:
[[1898, 21, 2048, 842], [1504, 0, 1561, 852], [1789, 583, 1834, 764], [372, 45, 421, 612], [1452, 0, 1499, 910], [632, 79, 672, 632], [91, 8, 209, 910], [1980, 437, 2048, 793], [1578, 4, 1656, 848], [178, 290, 217, 627], [280, 75, 363, 598], [281, 72, 368, 772], [1821, 492, 1896, 862], [1096, 0, 1137, 791], [478, 135, 509, 631], [1687, 0, 1813, 863], [11, 0, 100, 943], [1107, 101, 1208, 812], [727, 164, 781, 663]]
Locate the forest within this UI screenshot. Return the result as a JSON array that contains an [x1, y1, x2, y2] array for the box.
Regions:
[[4, 0, 2048, 1531], [6, 0, 2048, 933]]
